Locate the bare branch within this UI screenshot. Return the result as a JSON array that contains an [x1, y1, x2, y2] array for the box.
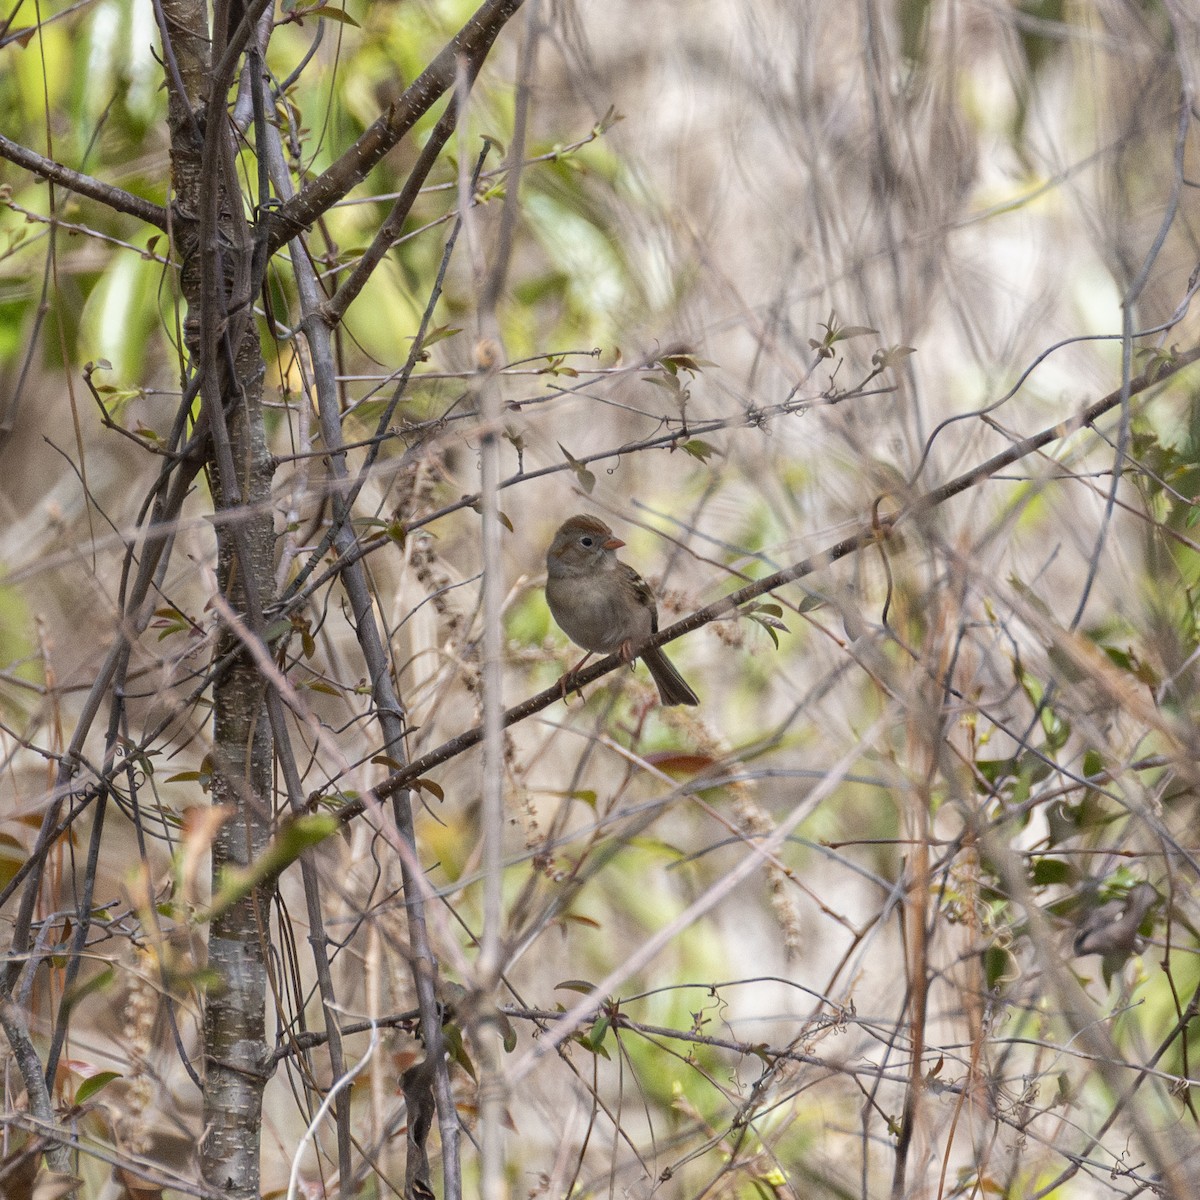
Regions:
[[267, 0, 523, 250], [0, 132, 168, 228], [332, 339, 1200, 811]]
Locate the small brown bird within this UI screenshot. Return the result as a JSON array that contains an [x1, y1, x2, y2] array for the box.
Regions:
[[545, 514, 699, 706]]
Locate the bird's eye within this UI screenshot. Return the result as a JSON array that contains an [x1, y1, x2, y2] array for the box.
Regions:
[[580, 536, 594, 548]]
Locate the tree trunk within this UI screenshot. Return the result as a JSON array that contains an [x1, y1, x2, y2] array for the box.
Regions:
[[159, 0, 276, 1192]]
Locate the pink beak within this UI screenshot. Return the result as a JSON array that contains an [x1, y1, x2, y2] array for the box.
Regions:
[[602, 536, 624, 550]]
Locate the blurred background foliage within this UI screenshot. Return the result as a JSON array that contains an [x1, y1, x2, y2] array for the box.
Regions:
[[4, 0, 1200, 1196]]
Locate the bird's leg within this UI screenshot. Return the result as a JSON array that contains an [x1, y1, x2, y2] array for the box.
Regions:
[[558, 651, 594, 702]]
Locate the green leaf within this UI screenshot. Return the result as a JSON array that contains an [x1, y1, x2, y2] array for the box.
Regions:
[[1040, 706, 1070, 753], [1102, 645, 1133, 671], [299, 679, 343, 697], [414, 324, 462, 352], [206, 814, 340, 920], [555, 979, 596, 994], [975, 757, 1018, 787], [585, 1015, 610, 1052], [557, 443, 595, 494], [442, 1021, 477, 1081], [658, 352, 714, 375], [756, 619, 780, 648], [264, 618, 292, 645], [810, 311, 878, 356], [645, 372, 684, 397], [76, 1070, 122, 1104], [983, 943, 1015, 990], [743, 603, 788, 646], [681, 439, 718, 462], [872, 345, 917, 369], [535, 354, 578, 377], [498, 1011, 517, 1053], [1030, 857, 1073, 887], [1135, 345, 1177, 383], [297, 2, 360, 25], [1054, 1071, 1076, 1108], [545, 789, 597, 807]]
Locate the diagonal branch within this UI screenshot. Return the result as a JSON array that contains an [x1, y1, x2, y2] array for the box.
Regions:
[[322, 90, 462, 325], [266, 0, 522, 252], [0, 132, 168, 228], [326, 339, 1200, 812]]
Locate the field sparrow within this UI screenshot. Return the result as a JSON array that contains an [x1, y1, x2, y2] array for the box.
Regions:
[[545, 514, 699, 706]]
